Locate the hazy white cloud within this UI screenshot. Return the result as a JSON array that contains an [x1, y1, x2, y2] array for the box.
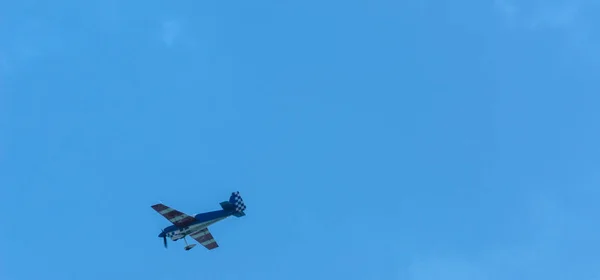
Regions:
[[492, 0, 600, 59], [160, 19, 183, 47], [494, 0, 519, 27], [406, 193, 600, 280], [0, 53, 8, 76], [527, 2, 580, 31], [494, 0, 583, 30], [408, 256, 486, 280], [0, 19, 64, 78]]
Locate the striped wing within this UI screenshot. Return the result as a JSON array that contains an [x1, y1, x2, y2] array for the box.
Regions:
[[151, 203, 196, 228], [190, 228, 219, 250]]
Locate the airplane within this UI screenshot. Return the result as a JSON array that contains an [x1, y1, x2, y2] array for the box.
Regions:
[[151, 191, 246, 251]]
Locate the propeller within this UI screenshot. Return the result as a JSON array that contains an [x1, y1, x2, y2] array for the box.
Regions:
[[161, 229, 168, 248]]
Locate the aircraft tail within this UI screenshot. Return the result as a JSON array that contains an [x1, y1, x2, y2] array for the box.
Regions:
[[220, 191, 246, 217]]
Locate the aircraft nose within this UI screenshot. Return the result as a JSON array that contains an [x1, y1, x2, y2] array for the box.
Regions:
[[158, 232, 165, 238]]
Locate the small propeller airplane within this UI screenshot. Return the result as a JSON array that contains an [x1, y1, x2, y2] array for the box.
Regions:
[[151, 191, 247, 251]]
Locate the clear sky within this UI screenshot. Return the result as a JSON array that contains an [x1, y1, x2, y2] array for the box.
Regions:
[[1, 0, 600, 279]]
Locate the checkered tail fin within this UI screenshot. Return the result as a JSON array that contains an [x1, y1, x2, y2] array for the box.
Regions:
[[220, 191, 247, 217]]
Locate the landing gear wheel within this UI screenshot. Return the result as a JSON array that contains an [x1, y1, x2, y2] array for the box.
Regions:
[[183, 236, 196, 251]]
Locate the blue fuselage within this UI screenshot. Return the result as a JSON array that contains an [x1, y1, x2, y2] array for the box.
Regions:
[[159, 209, 234, 241]]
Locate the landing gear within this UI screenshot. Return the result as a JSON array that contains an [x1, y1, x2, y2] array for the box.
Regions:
[[183, 236, 197, 251]]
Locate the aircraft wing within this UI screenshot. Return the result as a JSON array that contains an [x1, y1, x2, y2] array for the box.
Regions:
[[151, 203, 197, 228], [189, 228, 219, 250]]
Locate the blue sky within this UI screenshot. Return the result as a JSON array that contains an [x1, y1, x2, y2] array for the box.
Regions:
[[1, 0, 600, 279]]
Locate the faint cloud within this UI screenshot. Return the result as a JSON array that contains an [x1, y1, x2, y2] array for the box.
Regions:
[[0, 19, 64, 77], [160, 19, 183, 47], [406, 193, 600, 280], [0, 53, 8, 76], [494, 0, 582, 31], [408, 256, 486, 280], [494, 0, 519, 27], [493, 0, 599, 58], [527, 2, 580, 31]]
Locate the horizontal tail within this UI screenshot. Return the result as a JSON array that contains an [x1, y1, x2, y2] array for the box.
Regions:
[[220, 191, 246, 217]]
